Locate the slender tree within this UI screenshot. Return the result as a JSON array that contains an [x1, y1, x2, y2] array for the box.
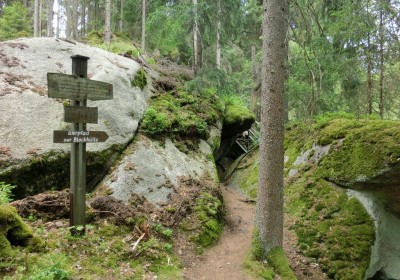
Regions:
[[104, 0, 111, 45], [119, 0, 124, 32], [141, 0, 146, 50], [255, 0, 289, 253], [379, 3, 384, 118], [193, 0, 200, 74], [216, 0, 221, 68], [72, 0, 78, 38], [47, 0, 54, 37], [34, 0, 40, 37]]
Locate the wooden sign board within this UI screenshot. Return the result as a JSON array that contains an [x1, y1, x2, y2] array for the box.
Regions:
[[47, 73, 113, 101], [53, 130, 109, 143], [64, 106, 98, 124]]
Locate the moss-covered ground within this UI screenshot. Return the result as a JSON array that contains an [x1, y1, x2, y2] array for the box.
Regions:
[[228, 115, 382, 279], [0, 215, 183, 279]]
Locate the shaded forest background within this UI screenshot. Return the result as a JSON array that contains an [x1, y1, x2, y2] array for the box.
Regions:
[[1, 0, 400, 120]]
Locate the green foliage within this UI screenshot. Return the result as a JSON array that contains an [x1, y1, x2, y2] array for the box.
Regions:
[[141, 90, 223, 139], [153, 223, 173, 240], [29, 260, 70, 280], [131, 68, 148, 90], [192, 193, 224, 250], [0, 182, 15, 205], [185, 67, 244, 99], [0, 3, 31, 41], [1, 220, 182, 279]]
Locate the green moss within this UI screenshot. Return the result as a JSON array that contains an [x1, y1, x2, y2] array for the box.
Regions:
[[286, 177, 374, 279], [244, 231, 295, 279], [267, 247, 297, 280], [178, 191, 224, 252], [228, 117, 379, 279], [221, 104, 255, 139], [315, 118, 400, 185], [0, 205, 35, 257], [224, 104, 255, 126], [131, 68, 147, 90], [193, 193, 224, 249], [141, 90, 223, 140]]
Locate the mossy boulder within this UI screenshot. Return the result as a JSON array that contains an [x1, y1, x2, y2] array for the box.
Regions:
[[0, 205, 41, 256], [226, 116, 380, 279], [221, 104, 255, 139]]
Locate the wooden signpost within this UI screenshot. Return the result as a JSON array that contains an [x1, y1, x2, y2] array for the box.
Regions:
[[48, 55, 113, 235]]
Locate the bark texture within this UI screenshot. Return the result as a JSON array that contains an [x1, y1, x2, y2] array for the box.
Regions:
[[255, 0, 289, 253], [34, 0, 40, 37], [104, 0, 111, 45], [46, 0, 54, 37], [141, 0, 146, 50]]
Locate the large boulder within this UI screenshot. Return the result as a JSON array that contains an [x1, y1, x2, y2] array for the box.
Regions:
[[0, 38, 150, 197], [97, 135, 218, 206]]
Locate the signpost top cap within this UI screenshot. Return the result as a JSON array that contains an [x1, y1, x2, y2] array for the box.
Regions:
[[70, 55, 90, 61]]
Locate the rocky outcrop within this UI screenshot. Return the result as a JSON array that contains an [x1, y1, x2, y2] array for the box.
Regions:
[[98, 135, 218, 206], [0, 38, 150, 197]]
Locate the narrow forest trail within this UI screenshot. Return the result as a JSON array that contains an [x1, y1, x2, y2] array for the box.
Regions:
[[181, 184, 328, 280], [182, 185, 256, 280]]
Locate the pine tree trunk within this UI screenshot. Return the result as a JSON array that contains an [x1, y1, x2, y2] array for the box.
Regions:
[[104, 0, 111, 45], [56, 0, 60, 38], [379, 7, 384, 119], [47, 0, 54, 37], [193, 0, 200, 74], [255, 0, 289, 254], [81, 0, 86, 36], [141, 0, 146, 50], [366, 0, 373, 115], [119, 0, 124, 32], [34, 0, 40, 37], [73, 0, 78, 39], [66, 0, 72, 38], [216, 0, 221, 68]]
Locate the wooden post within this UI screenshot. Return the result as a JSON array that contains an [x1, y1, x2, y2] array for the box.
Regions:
[[70, 55, 89, 235]]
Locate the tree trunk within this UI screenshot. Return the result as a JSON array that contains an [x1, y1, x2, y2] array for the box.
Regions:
[[379, 7, 384, 118], [39, 0, 42, 36], [104, 0, 111, 45], [193, 0, 201, 74], [119, 0, 124, 32], [34, 0, 40, 37], [73, 0, 78, 39], [141, 0, 146, 50], [366, 0, 373, 115], [66, 0, 72, 38], [47, 0, 54, 37], [216, 0, 221, 68], [56, 0, 60, 38], [255, 0, 289, 254], [81, 0, 86, 36]]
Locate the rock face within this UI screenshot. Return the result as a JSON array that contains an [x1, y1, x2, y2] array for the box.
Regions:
[[285, 117, 400, 279], [99, 135, 218, 206], [0, 38, 149, 197]]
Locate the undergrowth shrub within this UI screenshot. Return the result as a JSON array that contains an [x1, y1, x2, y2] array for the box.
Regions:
[[0, 182, 15, 205]]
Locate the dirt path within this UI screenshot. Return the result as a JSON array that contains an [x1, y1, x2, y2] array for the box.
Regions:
[[181, 184, 327, 280], [182, 185, 256, 280]]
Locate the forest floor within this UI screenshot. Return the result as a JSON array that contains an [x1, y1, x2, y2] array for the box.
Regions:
[[180, 184, 327, 280]]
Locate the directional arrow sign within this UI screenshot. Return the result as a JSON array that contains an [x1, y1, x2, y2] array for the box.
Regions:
[[47, 73, 113, 101], [53, 130, 109, 143]]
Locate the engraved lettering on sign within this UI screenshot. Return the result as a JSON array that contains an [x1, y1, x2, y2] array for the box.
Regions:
[[47, 73, 113, 100]]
